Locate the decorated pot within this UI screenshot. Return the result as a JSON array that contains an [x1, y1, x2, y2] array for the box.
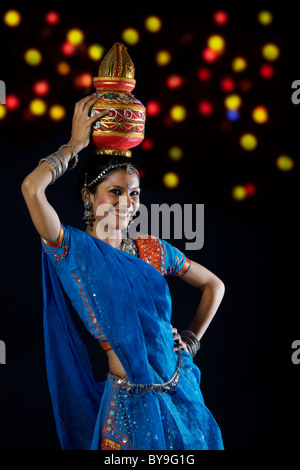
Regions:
[[91, 43, 146, 157]]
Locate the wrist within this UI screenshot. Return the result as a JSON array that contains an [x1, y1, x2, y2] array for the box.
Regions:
[[67, 139, 85, 154]]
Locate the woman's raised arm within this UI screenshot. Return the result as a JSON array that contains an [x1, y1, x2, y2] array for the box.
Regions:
[[21, 94, 109, 242]]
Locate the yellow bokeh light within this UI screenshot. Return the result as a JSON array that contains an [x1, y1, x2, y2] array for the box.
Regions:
[[29, 99, 47, 116], [156, 50, 172, 66], [258, 10, 273, 25], [224, 94, 242, 110], [0, 104, 7, 119], [232, 57, 247, 72], [122, 28, 140, 45], [67, 28, 84, 45], [170, 105, 187, 122], [145, 16, 162, 33], [239, 133, 258, 151], [49, 104, 66, 121], [168, 146, 183, 161], [276, 155, 294, 171], [207, 35, 225, 54], [88, 44, 104, 61], [262, 43, 280, 61], [24, 48, 42, 66], [57, 61, 71, 75], [3, 9, 21, 27], [252, 105, 269, 124], [163, 172, 180, 189], [232, 185, 247, 201]]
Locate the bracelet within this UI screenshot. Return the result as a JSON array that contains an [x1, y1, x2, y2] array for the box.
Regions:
[[59, 144, 79, 171], [180, 330, 201, 358]]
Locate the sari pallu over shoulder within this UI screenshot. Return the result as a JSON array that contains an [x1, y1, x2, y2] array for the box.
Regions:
[[41, 225, 224, 450]]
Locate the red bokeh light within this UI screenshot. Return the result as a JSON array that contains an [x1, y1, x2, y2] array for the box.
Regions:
[[5, 94, 20, 110], [166, 75, 184, 89], [45, 11, 60, 25], [141, 138, 154, 151], [146, 100, 161, 116], [202, 47, 218, 63], [244, 183, 257, 196], [61, 41, 77, 56], [220, 77, 235, 92], [197, 67, 211, 81], [213, 10, 228, 25], [259, 64, 274, 79], [33, 80, 50, 96], [198, 101, 213, 116]]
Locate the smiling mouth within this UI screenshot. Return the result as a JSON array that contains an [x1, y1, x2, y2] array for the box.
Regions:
[[111, 209, 132, 219]]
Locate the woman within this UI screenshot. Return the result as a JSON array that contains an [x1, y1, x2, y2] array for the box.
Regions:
[[21, 94, 225, 450]]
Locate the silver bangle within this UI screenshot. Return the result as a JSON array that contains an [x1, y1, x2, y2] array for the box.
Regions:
[[180, 330, 201, 358], [59, 144, 79, 171], [39, 155, 59, 184]]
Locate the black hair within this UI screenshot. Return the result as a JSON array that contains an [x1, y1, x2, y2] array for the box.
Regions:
[[75, 153, 140, 203]]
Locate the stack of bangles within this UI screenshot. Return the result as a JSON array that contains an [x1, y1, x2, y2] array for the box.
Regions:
[[180, 330, 201, 357], [38, 144, 79, 184]]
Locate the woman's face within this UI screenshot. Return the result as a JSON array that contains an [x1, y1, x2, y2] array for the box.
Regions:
[[83, 169, 140, 233]]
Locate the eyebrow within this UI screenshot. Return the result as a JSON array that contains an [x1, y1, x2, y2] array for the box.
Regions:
[[107, 185, 140, 190]]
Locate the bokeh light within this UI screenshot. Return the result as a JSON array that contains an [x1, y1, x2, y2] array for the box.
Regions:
[[67, 28, 84, 46], [244, 183, 257, 196], [168, 146, 183, 161], [0, 104, 7, 119], [252, 105, 268, 124], [197, 67, 211, 81], [170, 105, 187, 122], [88, 44, 105, 61], [226, 109, 240, 121], [224, 94, 242, 110], [258, 10, 273, 25], [3, 9, 21, 27], [24, 49, 42, 66], [45, 11, 60, 25], [74, 72, 92, 89], [239, 133, 258, 151], [163, 172, 180, 189], [262, 43, 280, 61], [145, 16, 162, 33], [146, 100, 161, 116], [220, 77, 235, 92], [49, 104, 66, 121], [259, 64, 274, 79], [33, 80, 50, 96], [198, 101, 213, 116], [156, 50, 171, 66], [213, 10, 228, 25], [276, 155, 294, 171], [202, 47, 218, 62], [122, 28, 140, 45], [61, 41, 77, 56], [232, 185, 247, 201], [207, 35, 225, 55], [57, 61, 71, 75], [232, 57, 247, 72], [141, 138, 154, 151], [166, 75, 184, 89], [29, 99, 47, 116], [5, 94, 20, 110]]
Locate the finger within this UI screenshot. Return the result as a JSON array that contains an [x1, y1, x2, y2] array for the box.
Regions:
[[90, 109, 110, 122]]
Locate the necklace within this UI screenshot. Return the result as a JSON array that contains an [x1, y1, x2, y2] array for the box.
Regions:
[[121, 237, 137, 257]]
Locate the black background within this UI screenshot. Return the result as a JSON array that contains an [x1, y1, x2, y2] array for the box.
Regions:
[[0, 2, 299, 451]]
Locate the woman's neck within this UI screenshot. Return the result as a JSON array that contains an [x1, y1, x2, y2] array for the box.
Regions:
[[85, 224, 123, 250]]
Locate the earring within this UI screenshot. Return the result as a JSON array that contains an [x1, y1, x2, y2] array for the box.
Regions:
[[82, 192, 95, 225]]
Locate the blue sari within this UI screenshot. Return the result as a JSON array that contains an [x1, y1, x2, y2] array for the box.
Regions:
[[41, 224, 224, 450]]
